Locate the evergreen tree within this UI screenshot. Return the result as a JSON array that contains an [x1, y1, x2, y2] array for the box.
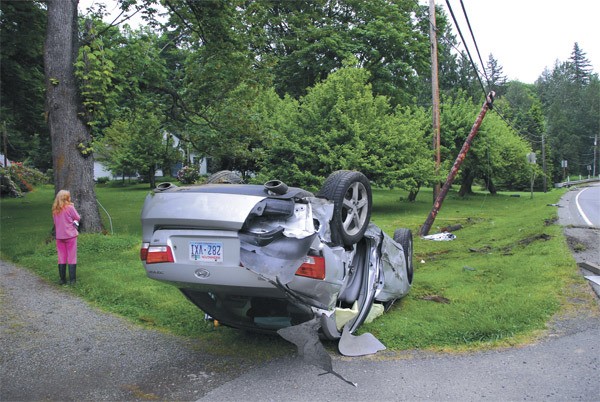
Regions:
[[569, 42, 593, 84], [486, 54, 507, 96]]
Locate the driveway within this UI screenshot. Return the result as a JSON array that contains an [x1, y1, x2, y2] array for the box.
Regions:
[[0, 260, 253, 401], [1, 187, 598, 401]]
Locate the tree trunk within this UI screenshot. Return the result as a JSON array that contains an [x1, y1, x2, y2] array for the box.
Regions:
[[407, 183, 421, 202], [45, 0, 102, 232], [148, 167, 157, 189], [486, 175, 497, 195], [458, 168, 474, 197]]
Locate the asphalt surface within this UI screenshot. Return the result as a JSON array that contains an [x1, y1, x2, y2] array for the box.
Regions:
[[1, 186, 599, 401], [558, 184, 600, 296]]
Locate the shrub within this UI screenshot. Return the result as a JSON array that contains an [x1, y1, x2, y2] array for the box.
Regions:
[[0, 163, 48, 196], [176, 166, 200, 184], [96, 176, 110, 184]]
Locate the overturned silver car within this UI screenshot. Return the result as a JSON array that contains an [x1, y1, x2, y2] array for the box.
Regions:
[[140, 170, 413, 350]]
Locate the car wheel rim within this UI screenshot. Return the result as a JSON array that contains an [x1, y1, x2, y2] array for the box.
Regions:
[[341, 182, 369, 236]]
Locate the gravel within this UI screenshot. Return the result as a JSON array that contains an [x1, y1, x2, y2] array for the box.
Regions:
[[0, 260, 252, 401]]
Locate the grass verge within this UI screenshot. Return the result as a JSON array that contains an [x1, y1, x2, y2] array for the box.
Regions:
[[0, 183, 595, 356]]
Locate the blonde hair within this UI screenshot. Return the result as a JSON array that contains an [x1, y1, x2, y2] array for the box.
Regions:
[[52, 190, 73, 215]]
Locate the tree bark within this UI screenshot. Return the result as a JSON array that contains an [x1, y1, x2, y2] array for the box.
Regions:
[[485, 175, 497, 195], [458, 168, 474, 197], [44, 0, 102, 232]]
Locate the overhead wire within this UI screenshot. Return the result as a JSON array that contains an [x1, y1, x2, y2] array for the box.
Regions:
[[458, 0, 490, 87], [411, 0, 489, 98], [446, 1, 548, 146], [415, 0, 545, 148], [444, 0, 487, 98]]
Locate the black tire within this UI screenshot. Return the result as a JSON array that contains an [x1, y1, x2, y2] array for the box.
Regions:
[[393, 228, 414, 284], [264, 180, 288, 195], [317, 170, 372, 246], [205, 170, 244, 184]]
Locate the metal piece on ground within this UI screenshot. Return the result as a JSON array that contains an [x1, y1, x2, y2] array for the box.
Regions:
[[338, 325, 386, 357], [277, 318, 357, 387]]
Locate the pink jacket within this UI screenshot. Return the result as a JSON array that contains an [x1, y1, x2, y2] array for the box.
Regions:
[[53, 204, 81, 240]]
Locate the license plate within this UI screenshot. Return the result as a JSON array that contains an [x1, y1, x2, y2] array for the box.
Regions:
[[189, 241, 223, 263]]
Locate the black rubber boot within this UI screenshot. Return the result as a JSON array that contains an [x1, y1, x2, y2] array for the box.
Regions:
[[68, 264, 77, 285], [58, 264, 67, 285]]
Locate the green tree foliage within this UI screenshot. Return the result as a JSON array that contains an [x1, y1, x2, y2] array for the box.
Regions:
[[5, 0, 580, 196], [96, 106, 180, 188], [75, 20, 170, 134], [495, 82, 548, 183], [242, 0, 432, 105], [0, 0, 51, 169], [569, 42, 593, 85], [75, 19, 119, 129], [439, 92, 533, 194], [485, 54, 507, 97], [258, 65, 434, 193], [536, 43, 599, 180]]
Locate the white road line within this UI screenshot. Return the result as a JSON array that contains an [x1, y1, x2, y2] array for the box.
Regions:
[[575, 187, 593, 226]]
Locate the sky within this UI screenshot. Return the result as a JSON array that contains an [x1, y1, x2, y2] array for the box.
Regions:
[[79, 0, 600, 84], [440, 0, 600, 83]]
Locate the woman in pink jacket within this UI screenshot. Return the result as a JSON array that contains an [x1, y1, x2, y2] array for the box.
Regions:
[[52, 190, 81, 285]]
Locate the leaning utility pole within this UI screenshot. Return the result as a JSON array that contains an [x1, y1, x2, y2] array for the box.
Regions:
[[429, 0, 441, 202], [420, 92, 495, 237]]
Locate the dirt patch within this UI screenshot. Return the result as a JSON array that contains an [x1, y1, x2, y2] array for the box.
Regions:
[[518, 233, 552, 246]]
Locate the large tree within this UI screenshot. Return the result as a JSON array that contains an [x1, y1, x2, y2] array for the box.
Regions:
[[536, 43, 599, 180], [45, 0, 102, 232]]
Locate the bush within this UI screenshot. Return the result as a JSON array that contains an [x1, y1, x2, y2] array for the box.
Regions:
[[0, 163, 48, 197], [96, 176, 110, 184], [176, 166, 200, 184]]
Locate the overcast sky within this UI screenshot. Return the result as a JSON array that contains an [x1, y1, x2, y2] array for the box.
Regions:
[[441, 0, 599, 83], [79, 0, 599, 84]]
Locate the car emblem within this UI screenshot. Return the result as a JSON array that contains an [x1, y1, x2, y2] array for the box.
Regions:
[[194, 268, 210, 279]]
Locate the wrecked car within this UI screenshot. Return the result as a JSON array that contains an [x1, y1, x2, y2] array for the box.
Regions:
[[140, 170, 413, 345]]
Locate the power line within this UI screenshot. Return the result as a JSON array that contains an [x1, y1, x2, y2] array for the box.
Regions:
[[444, 0, 487, 98], [417, 0, 546, 148], [458, 0, 490, 87]]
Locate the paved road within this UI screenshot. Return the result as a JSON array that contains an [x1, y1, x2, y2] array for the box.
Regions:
[[558, 184, 600, 297], [576, 186, 600, 226], [1, 187, 599, 401], [561, 184, 600, 227], [196, 318, 599, 401]]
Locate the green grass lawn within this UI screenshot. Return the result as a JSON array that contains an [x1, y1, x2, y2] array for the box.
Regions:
[[0, 182, 595, 356]]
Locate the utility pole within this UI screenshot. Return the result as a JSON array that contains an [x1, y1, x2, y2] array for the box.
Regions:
[[541, 133, 547, 192], [592, 134, 598, 177], [429, 0, 441, 202], [420, 92, 495, 237]]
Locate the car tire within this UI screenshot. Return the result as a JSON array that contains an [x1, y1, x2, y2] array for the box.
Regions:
[[264, 180, 288, 195], [393, 228, 414, 284], [205, 170, 244, 184], [317, 170, 372, 246]]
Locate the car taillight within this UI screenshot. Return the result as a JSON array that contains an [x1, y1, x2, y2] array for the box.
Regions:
[[145, 245, 174, 264], [140, 242, 149, 261], [295, 256, 325, 280]]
